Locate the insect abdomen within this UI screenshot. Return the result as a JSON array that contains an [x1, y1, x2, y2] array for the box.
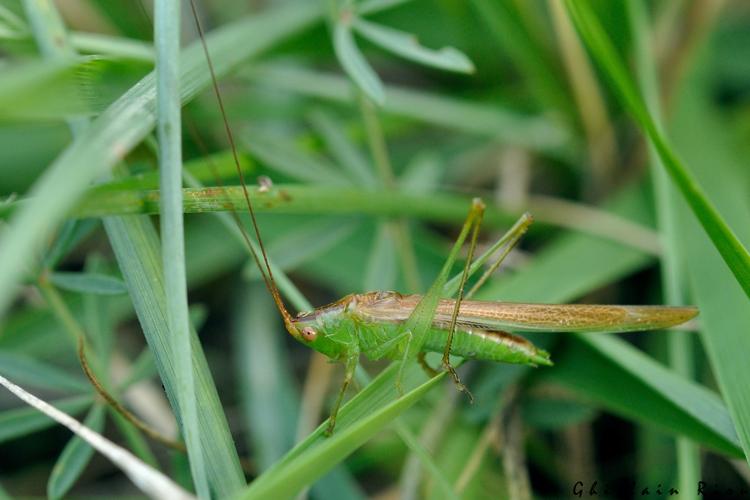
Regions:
[[422, 327, 552, 366]]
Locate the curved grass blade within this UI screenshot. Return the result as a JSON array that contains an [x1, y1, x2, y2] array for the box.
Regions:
[[563, 0, 750, 301]]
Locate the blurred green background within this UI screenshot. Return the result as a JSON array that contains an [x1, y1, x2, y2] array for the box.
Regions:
[[0, 0, 749, 498]]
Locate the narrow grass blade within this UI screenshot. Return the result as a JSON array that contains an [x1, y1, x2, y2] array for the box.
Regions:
[[352, 18, 474, 73], [0, 351, 88, 393], [49, 272, 127, 296], [0, 395, 92, 443], [103, 214, 246, 496], [333, 20, 385, 104], [238, 363, 446, 499], [234, 283, 299, 471], [71, 32, 154, 62], [470, 0, 569, 112], [564, 0, 750, 300], [155, 0, 206, 496], [364, 222, 398, 290], [47, 404, 106, 499], [0, 374, 194, 499]]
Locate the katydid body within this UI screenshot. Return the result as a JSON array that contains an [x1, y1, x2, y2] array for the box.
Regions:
[[291, 291, 698, 366]]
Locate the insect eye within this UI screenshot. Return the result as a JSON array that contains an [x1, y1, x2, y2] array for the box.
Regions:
[[301, 326, 317, 342]]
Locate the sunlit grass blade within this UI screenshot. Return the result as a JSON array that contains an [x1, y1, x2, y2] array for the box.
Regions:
[[564, 0, 750, 301], [56, 182, 657, 252]]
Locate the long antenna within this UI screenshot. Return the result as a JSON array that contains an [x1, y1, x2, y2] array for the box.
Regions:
[[187, 0, 298, 333]]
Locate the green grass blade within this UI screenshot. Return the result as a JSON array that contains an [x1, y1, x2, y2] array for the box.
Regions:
[[0, 1, 322, 321], [333, 19, 385, 105], [49, 272, 127, 296], [47, 404, 106, 499], [155, 0, 207, 496], [671, 86, 750, 466], [0, 351, 88, 393], [234, 283, 299, 471], [352, 18, 474, 73], [103, 214, 245, 497], [564, 0, 750, 301], [238, 363, 446, 499], [107, 406, 159, 467], [545, 336, 742, 457], [0, 395, 93, 443]]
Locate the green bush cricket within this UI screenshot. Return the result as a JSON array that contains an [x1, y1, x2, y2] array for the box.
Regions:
[[188, 4, 699, 437]]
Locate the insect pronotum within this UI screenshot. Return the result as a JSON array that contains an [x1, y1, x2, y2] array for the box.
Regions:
[[188, 2, 699, 436]]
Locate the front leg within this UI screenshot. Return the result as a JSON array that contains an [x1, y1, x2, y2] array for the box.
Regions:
[[325, 353, 359, 436]]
